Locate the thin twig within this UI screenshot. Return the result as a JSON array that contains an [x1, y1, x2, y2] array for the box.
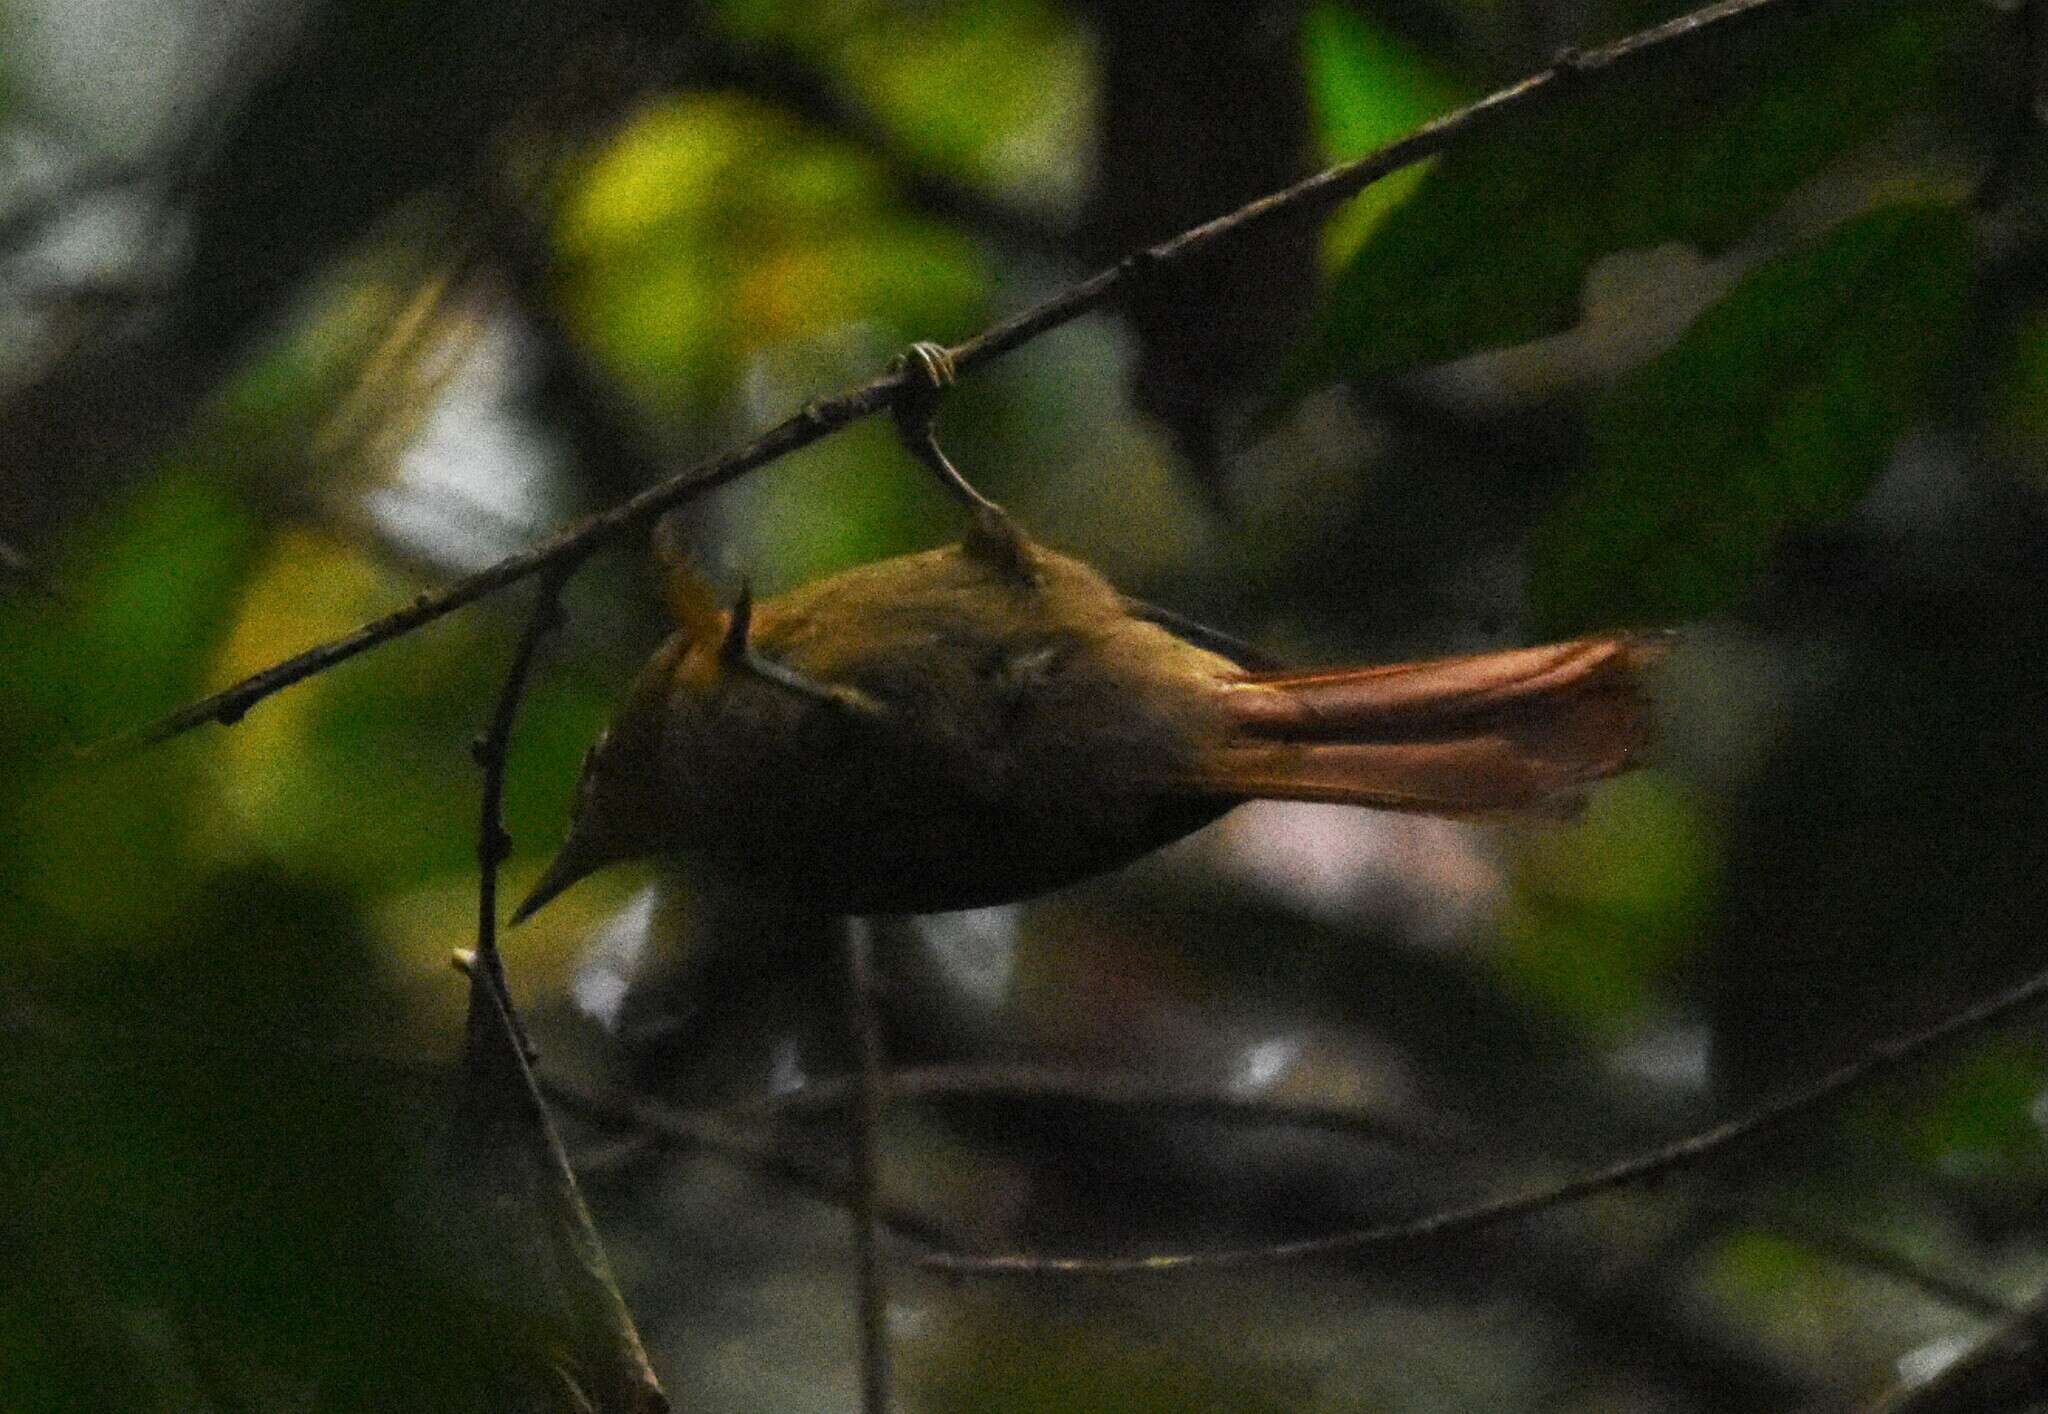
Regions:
[[919, 947, 2048, 1276], [540, 1075, 976, 1256], [467, 560, 580, 1058], [843, 918, 893, 1414], [460, 562, 667, 1413], [117, 0, 1824, 750], [741, 1062, 1461, 1153]]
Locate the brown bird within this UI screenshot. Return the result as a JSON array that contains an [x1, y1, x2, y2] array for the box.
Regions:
[[516, 519, 1664, 922]]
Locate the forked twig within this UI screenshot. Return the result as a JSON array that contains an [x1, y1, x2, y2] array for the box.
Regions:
[[456, 560, 667, 1413]]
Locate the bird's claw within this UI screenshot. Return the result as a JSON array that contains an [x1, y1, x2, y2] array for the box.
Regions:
[[721, 583, 885, 719], [889, 340, 1008, 528]]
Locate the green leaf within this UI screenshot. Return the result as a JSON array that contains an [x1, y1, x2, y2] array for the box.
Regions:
[[219, 601, 579, 896], [1289, 0, 1970, 393], [0, 473, 264, 751], [1529, 202, 1973, 631], [1304, 3, 1465, 165], [1301, 2, 1471, 272]]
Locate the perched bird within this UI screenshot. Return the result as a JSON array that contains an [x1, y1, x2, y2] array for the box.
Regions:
[[516, 518, 1664, 922]]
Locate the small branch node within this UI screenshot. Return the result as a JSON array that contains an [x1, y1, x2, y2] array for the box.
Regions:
[[1550, 44, 1598, 77], [482, 824, 513, 866], [962, 501, 1036, 586], [1115, 245, 1170, 298], [455, 562, 664, 1409], [891, 338, 957, 415]]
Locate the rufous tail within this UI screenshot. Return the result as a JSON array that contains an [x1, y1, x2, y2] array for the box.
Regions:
[[1179, 634, 1668, 816]]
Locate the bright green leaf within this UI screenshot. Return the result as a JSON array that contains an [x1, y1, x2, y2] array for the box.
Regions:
[[560, 93, 988, 421], [1302, 2, 1469, 268], [1304, 3, 1465, 164]]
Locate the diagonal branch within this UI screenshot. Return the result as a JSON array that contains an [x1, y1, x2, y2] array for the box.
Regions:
[[920, 943, 2048, 1277], [120, 0, 1828, 750]]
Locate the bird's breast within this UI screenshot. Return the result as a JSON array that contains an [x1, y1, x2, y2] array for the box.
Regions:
[[652, 625, 1235, 913]]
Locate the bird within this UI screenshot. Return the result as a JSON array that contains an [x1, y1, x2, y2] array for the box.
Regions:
[[515, 514, 1665, 923]]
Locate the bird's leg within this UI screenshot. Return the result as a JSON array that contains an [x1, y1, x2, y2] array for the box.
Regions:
[[890, 340, 990, 512], [721, 583, 885, 718], [890, 340, 1033, 582]]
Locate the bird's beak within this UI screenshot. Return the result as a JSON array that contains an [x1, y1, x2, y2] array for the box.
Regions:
[[510, 832, 604, 924]]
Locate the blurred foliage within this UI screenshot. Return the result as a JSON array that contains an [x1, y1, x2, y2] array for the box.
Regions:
[[1495, 773, 1716, 1042], [716, 0, 1091, 195], [0, 487, 488, 1399], [1282, 0, 1979, 397], [1992, 309, 2048, 470], [2, 0, 2047, 1409], [0, 868, 483, 1411], [912, 1302, 1307, 1413], [1908, 1037, 2048, 1183], [2, 476, 263, 938], [559, 94, 988, 414], [1709, 482, 2048, 1119], [1530, 201, 1974, 631]]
